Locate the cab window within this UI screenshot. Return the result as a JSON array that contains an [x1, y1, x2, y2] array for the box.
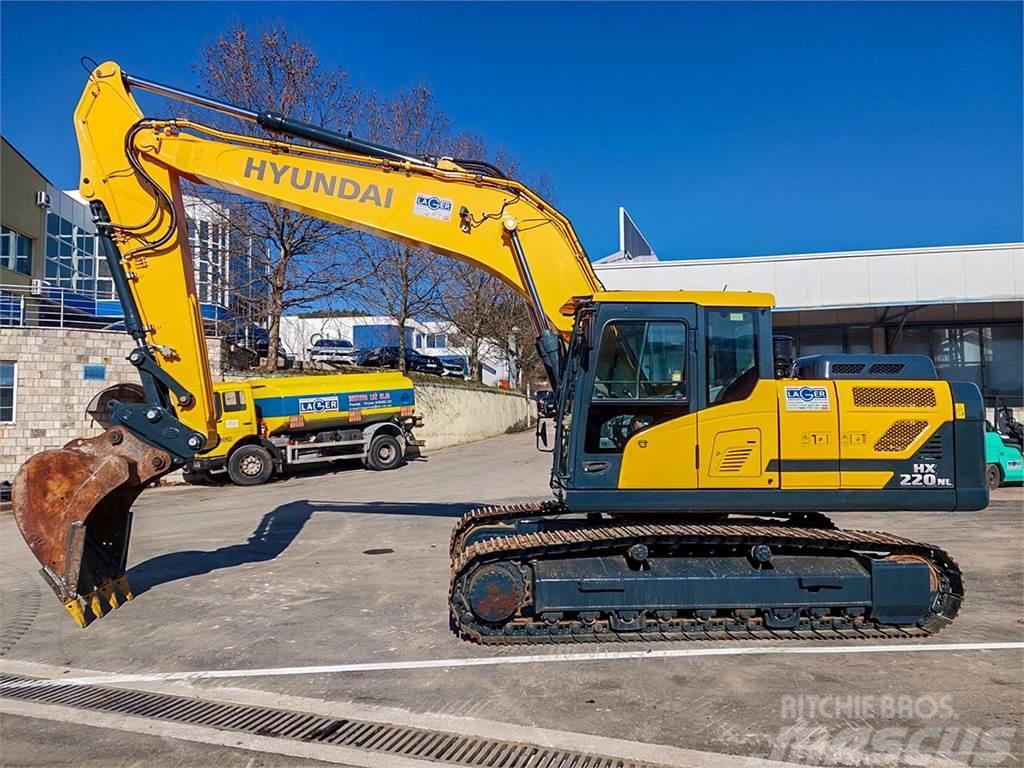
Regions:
[[586, 321, 688, 453], [593, 322, 687, 400], [222, 390, 247, 413], [707, 310, 757, 406]]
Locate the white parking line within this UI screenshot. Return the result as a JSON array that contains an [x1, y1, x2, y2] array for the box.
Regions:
[[1, 641, 1021, 689]]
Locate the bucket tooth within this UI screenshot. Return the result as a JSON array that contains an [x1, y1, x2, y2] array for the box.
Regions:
[[114, 575, 134, 602], [97, 580, 120, 610], [86, 591, 106, 619], [63, 599, 89, 629]]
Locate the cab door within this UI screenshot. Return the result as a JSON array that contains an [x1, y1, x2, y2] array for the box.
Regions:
[[215, 385, 257, 453], [696, 308, 780, 489], [575, 303, 698, 490]]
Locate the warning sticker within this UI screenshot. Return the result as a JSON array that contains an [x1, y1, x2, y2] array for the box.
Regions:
[[784, 386, 831, 412], [413, 193, 453, 221]]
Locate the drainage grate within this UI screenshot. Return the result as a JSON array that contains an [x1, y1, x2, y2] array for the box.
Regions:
[[0, 674, 656, 768]]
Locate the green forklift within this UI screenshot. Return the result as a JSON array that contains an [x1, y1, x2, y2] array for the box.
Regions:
[[985, 404, 1024, 489]]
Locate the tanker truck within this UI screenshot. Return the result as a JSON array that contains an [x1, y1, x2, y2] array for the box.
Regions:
[[184, 372, 420, 485]]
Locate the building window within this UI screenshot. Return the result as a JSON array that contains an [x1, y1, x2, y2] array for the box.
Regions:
[[44, 212, 106, 296], [427, 333, 447, 349], [793, 328, 844, 356], [0, 290, 23, 326], [931, 327, 982, 390], [982, 326, 1023, 406], [0, 361, 15, 423], [847, 327, 874, 354], [0, 226, 32, 275], [888, 323, 1023, 407], [190, 217, 230, 308], [778, 326, 875, 356]]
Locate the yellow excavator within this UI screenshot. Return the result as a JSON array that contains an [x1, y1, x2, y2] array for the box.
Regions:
[[13, 62, 986, 641]]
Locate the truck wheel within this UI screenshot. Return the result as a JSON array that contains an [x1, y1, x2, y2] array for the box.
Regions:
[[366, 434, 403, 471], [228, 445, 274, 486], [986, 463, 1002, 491]]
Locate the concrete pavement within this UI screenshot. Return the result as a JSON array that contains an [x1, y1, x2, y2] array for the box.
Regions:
[[1, 432, 1021, 767]]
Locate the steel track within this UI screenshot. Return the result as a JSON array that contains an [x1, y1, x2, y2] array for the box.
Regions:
[[448, 502, 963, 645]]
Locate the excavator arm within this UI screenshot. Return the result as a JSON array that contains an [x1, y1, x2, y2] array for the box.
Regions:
[[13, 61, 602, 626]]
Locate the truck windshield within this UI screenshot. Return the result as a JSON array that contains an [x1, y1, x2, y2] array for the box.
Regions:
[[222, 390, 247, 412]]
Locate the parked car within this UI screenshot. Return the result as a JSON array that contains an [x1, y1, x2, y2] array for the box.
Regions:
[[358, 346, 445, 376], [225, 324, 267, 353], [309, 338, 359, 366], [438, 356, 468, 378], [533, 389, 557, 417]]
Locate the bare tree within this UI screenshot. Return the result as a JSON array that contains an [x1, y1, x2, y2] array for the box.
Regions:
[[483, 289, 543, 391], [351, 236, 453, 371], [436, 267, 505, 381], [348, 85, 481, 371], [193, 25, 371, 371]]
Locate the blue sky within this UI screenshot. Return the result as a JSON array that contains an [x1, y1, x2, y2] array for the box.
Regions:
[[2, 2, 1020, 261]]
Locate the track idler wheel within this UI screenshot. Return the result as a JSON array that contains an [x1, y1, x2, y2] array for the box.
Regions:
[[12, 428, 172, 627], [465, 563, 524, 625]]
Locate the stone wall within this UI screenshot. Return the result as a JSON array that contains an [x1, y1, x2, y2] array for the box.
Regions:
[[0, 328, 223, 481], [412, 382, 532, 451]]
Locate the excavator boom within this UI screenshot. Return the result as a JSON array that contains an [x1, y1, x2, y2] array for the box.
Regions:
[[13, 61, 602, 626]]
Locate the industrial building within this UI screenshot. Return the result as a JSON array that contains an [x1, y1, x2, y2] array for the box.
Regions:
[[594, 230, 1023, 410], [1, 138, 267, 330], [0, 137, 235, 481]]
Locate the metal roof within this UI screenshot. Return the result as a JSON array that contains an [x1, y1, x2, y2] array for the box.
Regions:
[[593, 242, 1024, 311]]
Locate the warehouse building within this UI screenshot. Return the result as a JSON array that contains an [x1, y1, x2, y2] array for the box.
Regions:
[[594, 222, 1023, 410]]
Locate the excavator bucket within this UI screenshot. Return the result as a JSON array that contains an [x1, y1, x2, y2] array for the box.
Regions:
[[12, 427, 172, 627]]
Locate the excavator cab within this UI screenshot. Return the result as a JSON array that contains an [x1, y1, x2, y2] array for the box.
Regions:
[[552, 294, 776, 498], [552, 294, 987, 514]]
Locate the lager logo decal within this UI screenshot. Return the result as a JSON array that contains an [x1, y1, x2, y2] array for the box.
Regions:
[[784, 385, 831, 411], [299, 396, 340, 414], [413, 193, 453, 221]]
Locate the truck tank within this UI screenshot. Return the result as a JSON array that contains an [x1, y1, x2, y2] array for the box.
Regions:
[[240, 372, 415, 434]]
